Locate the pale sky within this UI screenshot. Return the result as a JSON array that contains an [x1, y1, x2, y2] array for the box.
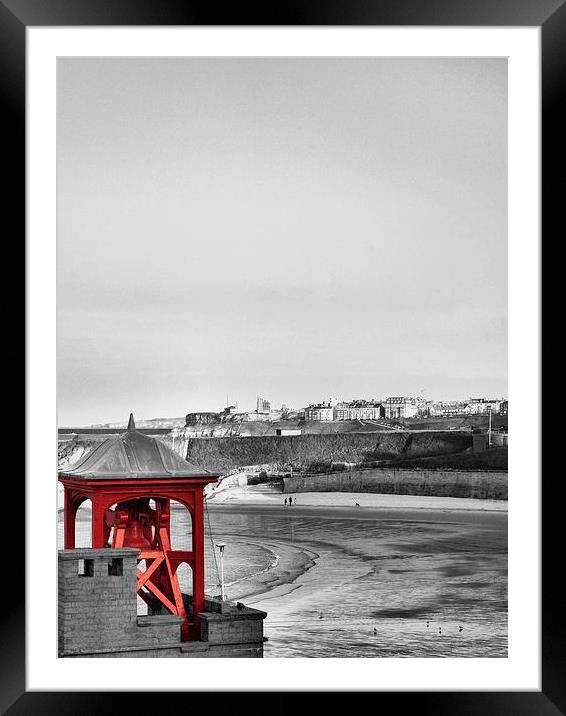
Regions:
[[57, 57, 507, 426]]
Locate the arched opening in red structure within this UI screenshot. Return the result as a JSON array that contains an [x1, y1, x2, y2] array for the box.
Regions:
[[176, 563, 193, 605], [170, 499, 193, 549], [74, 498, 92, 548], [169, 500, 194, 609]]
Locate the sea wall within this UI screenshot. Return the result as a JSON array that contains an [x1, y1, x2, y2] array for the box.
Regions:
[[282, 468, 507, 500], [184, 431, 471, 473]]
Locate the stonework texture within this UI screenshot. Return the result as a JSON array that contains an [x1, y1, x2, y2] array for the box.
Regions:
[[58, 548, 266, 658]]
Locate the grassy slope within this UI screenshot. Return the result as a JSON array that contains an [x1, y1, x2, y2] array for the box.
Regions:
[[185, 431, 472, 472]]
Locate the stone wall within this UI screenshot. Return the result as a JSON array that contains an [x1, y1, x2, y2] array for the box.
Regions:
[[58, 548, 266, 658], [283, 468, 508, 500], [186, 641, 265, 657], [69, 642, 264, 658], [199, 599, 265, 646]]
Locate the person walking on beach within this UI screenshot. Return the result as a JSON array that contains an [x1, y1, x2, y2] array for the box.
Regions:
[[284, 498, 288, 507]]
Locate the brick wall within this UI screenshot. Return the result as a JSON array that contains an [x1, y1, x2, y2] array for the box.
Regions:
[[199, 602, 266, 645], [58, 548, 266, 658]]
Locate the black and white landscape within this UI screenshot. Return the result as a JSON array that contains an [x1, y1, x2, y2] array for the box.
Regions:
[[58, 56, 507, 658]]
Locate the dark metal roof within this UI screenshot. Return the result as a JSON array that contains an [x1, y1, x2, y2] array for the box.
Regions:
[[59, 413, 213, 480]]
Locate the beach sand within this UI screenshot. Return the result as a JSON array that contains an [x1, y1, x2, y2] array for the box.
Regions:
[[206, 483, 508, 512]]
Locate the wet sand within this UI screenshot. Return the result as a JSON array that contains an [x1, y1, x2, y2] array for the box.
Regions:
[[207, 504, 508, 658]]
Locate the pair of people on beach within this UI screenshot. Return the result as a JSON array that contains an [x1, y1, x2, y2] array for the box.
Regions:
[[284, 497, 296, 506]]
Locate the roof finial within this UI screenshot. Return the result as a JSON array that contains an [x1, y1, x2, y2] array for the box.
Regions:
[[127, 413, 136, 431]]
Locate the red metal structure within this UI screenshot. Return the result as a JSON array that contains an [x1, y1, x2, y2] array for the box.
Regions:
[[59, 414, 218, 641]]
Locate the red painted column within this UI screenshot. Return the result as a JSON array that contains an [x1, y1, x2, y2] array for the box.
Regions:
[[192, 488, 205, 632], [162, 498, 171, 541], [91, 496, 108, 548], [63, 488, 77, 549]]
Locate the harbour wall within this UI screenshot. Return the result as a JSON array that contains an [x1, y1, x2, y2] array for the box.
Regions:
[[282, 468, 508, 500]]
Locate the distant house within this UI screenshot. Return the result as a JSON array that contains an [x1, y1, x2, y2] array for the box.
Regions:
[[304, 403, 334, 421], [416, 400, 433, 418], [334, 400, 384, 421], [468, 398, 503, 415], [384, 397, 419, 419], [429, 401, 470, 417]]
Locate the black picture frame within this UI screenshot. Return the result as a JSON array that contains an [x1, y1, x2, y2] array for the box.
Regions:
[[11, 0, 556, 711]]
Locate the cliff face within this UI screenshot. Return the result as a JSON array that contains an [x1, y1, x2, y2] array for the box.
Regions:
[[58, 435, 107, 471], [183, 431, 471, 473], [185, 413, 222, 425]]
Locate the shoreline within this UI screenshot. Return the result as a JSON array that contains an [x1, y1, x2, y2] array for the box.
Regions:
[[58, 488, 508, 514], [219, 539, 320, 603], [206, 486, 508, 512]]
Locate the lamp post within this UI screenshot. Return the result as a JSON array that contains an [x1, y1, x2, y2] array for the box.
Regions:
[[488, 407, 492, 447], [216, 542, 226, 601]]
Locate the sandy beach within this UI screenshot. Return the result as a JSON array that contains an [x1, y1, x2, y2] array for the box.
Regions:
[[206, 483, 508, 512]]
